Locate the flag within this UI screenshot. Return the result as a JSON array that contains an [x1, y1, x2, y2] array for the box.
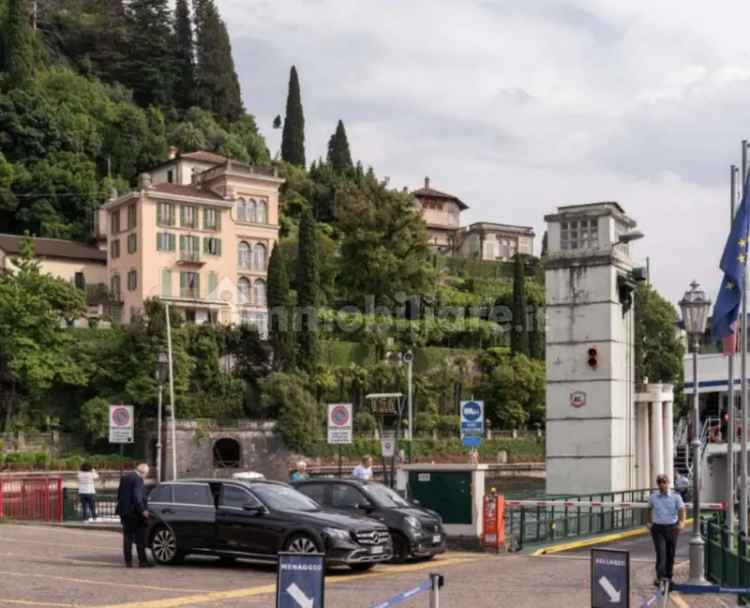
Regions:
[[711, 178, 750, 354]]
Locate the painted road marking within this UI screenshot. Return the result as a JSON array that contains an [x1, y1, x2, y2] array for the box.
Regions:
[[95, 556, 481, 608], [0, 600, 77, 607], [0, 570, 210, 594], [0, 535, 115, 550]]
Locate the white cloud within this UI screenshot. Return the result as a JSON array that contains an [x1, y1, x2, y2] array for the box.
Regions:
[[219, 0, 750, 305]]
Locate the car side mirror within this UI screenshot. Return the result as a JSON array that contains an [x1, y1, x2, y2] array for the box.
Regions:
[[243, 503, 266, 515], [356, 503, 374, 513], [412, 499, 421, 506]]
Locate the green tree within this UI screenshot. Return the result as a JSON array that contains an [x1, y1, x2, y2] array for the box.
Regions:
[[267, 244, 294, 371], [174, 0, 194, 109], [4, 0, 36, 84], [327, 119, 353, 174], [510, 254, 529, 356], [281, 65, 305, 167], [335, 177, 434, 305], [260, 372, 321, 453], [0, 235, 86, 430], [296, 207, 320, 371], [193, 0, 243, 122], [480, 351, 544, 429]]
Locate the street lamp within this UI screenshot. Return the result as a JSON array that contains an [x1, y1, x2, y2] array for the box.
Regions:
[[679, 280, 712, 585], [155, 351, 169, 483], [385, 351, 414, 443]]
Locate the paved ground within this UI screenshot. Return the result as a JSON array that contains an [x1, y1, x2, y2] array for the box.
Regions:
[[0, 523, 739, 607]]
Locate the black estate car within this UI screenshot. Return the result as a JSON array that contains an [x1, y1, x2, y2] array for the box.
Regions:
[[292, 478, 446, 561], [145, 479, 393, 570]]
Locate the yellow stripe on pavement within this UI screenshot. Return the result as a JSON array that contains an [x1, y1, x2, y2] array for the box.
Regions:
[[670, 592, 689, 608], [0, 600, 77, 607], [96, 555, 481, 608], [0, 570, 209, 594]]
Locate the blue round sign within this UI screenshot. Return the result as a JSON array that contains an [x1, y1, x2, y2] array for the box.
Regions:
[[462, 402, 481, 421]]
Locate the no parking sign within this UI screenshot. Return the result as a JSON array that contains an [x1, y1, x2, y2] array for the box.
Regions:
[[109, 405, 134, 444], [327, 403, 353, 445]]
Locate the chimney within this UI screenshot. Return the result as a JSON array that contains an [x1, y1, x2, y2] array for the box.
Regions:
[[138, 172, 152, 190], [403, 186, 408, 193], [424, 177, 430, 189], [168, 146, 178, 160]]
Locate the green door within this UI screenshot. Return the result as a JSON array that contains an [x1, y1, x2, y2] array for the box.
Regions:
[[409, 471, 472, 524]]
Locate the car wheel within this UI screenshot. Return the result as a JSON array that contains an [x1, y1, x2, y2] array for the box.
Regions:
[[284, 533, 321, 554], [349, 563, 375, 573], [150, 526, 183, 565], [390, 532, 410, 563]]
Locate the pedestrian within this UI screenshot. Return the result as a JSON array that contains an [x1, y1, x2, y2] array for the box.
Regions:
[[77, 462, 99, 522], [290, 461, 309, 481], [352, 455, 373, 480], [646, 474, 685, 587], [674, 471, 689, 502], [115, 463, 153, 568]]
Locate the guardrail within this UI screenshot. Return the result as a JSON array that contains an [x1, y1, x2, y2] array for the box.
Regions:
[[703, 515, 747, 593], [62, 489, 118, 521], [0, 476, 64, 522]]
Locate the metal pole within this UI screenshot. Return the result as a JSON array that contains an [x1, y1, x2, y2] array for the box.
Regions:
[[165, 304, 177, 481], [407, 357, 413, 441], [337, 445, 342, 478], [156, 383, 163, 483], [728, 166, 738, 536], [742, 141, 749, 536], [429, 574, 442, 608], [688, 338, 707, 584]]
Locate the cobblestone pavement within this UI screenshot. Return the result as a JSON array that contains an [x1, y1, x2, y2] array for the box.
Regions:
[[0, 523, 739, 607]]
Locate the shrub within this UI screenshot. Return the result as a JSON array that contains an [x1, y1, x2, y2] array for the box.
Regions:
[[354, 412, 376, 433], [262, 373, 322, 453]]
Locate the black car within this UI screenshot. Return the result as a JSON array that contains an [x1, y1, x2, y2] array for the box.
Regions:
[[292, 478, 446, 561], [145, 479, 393, 571]]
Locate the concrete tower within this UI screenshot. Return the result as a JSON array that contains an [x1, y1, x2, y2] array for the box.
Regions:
[[544, 202, 639, 495]]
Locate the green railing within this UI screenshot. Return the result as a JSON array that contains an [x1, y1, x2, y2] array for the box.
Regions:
[[703, 515, 748, 600], [505, 488, 653, 550]]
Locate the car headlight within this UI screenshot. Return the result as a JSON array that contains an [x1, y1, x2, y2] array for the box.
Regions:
[[405, 515, 422, 530], [323, 527, 351, 541]]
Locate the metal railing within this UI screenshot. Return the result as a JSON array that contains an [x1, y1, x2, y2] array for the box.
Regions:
[[0, 476, 64, 522], [505, 488, 653, 550], [62, 489, 118, 521], [702, 515, 748, 597]]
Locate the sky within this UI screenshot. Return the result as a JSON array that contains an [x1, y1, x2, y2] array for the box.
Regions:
[[220, 0, 750, 307]]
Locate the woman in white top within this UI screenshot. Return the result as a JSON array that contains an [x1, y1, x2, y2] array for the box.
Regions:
[[77, 462, 99, 522]]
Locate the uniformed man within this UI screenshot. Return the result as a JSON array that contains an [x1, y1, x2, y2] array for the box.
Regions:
[[646, 474, 686, 586]]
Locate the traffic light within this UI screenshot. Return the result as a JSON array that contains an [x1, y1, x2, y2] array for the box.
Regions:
[[587, 346, 598, 369]]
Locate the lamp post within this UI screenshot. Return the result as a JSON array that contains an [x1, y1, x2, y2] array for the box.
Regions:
[[155, 351, 169, 483], [679, 280, 712, 585], [385, 351, 414, 442]]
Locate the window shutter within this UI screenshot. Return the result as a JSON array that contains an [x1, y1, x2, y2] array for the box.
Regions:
[[208, 272, 218, 297], [162, 269, 172, 297], [216, 239, 222, 256], [180, 235, 186, 251], [169, 233, 176, 251], [203, 238, 209, 254]]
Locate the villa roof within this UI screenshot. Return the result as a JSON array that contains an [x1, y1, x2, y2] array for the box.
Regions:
[[151, 183, 226, 201], [412, 181, 469, 211], [0, 233, 106, 262]]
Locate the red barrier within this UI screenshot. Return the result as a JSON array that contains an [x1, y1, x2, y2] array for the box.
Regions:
[[482, 494, 505, 551], [0, 476, 64, 522]]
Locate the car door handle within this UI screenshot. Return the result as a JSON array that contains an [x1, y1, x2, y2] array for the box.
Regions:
[[161, 508, 175, 514]]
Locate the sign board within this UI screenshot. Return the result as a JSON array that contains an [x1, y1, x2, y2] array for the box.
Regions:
[[460, 400, 484, 447], [570, 391, 587, 408], [108, 405, 134, 444], [591, 549, 629, 608], [381, 430, 396, 458], [327, 403, 353, 445], [277, 552, 325, 608]]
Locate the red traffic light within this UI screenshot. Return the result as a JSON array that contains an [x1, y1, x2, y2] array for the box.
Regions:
[[587, 347, 598, 368]]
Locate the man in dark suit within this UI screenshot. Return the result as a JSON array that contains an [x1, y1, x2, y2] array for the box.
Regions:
[[116, 463, 153, 567]]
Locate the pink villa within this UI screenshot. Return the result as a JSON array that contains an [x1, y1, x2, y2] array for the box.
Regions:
[[97, 150, 284, 334]]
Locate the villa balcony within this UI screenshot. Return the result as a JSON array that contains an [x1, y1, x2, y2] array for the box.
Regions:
[[177, 251, 204, 266]]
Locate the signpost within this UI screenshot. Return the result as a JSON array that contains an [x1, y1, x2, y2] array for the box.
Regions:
[[591, 549, 629, 608], [327, 404, 353, 477], [277, 552, 325, 608], [381, 430, 396, 458], [460, 400, 484, 447], [109, 405, 134, 475]]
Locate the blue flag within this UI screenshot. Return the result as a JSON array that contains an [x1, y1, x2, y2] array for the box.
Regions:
[[711, 179, 750, 353]]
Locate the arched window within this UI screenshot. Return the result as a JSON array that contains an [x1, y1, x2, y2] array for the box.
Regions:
[[238, 277, 251, 305], [238, 241, 252, 269], [237, 199, 248, 222], [256, 200, 267, 224], [247, 199, 258, 223], [213, 438, 241, 468], [253, 243, 267, 271], [254, 279, 266, 307]]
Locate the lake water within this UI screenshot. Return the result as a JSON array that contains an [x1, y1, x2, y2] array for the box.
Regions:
[[485, 476, 545, 499]]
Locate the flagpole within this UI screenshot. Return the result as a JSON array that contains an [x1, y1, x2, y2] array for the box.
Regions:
[[741, 140, 748, 536], [727, 165, 737, 537]]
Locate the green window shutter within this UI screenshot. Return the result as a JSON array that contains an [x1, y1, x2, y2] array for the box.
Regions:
[[162, 269, 172, 297], [216, 210, 221, 230], [208, 272, 218, 297], [216, 239, 222, 256], [203, 238, 209, 254], [193, 236, 200, 251], [156, 233, 162, 251], [180, 272, 187, 290], [169, 234, 176, 251], [180, 235, 186, 251]]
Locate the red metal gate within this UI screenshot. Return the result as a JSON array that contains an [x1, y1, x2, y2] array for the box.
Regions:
[[0, 476, 64, 522]]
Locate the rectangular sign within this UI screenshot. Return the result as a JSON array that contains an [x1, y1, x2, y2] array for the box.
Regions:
[[591, 548, 629, 608], [108, 405, 134, 444], [327, 403, 353, 445], [277, 552, 325, 608], [460, 401, 484, 447], [381, 430, 396, 458]]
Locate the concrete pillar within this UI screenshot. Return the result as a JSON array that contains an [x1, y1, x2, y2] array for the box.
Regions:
[[663, 399, 675, 482], [650, 400, 665, 481], [637, 401, 651, 489]]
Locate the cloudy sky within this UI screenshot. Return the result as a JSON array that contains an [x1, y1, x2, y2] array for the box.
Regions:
[[221, 0, 750, 307]]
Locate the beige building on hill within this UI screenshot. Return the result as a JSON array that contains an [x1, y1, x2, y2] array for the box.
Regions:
[[98, 150, 283, 332], [411, 177, 535, 260]]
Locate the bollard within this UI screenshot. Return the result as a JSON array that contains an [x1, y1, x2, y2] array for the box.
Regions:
[[429, 573, 444, 608]]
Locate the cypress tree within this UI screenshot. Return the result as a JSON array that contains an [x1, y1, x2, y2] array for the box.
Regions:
[[5, 0, 35, 84], [327, 119, 353, 174], [174, 0, 195, 109], [510, 253, 529, 356], [193, 0, 243, 122], [296, 208, 320, 371], [267, 245, 294, 371], [281, 65, 306, 167]]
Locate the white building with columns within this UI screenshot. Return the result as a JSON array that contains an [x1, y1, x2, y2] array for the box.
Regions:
[[634, 383, 675, 488]]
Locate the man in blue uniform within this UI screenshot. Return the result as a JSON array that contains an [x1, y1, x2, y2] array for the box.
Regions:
[[646, 474, 686, 586]]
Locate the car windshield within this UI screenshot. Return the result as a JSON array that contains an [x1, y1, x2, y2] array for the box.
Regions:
[[251, 484, 320, 512], [364, 483, 410, 508]]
